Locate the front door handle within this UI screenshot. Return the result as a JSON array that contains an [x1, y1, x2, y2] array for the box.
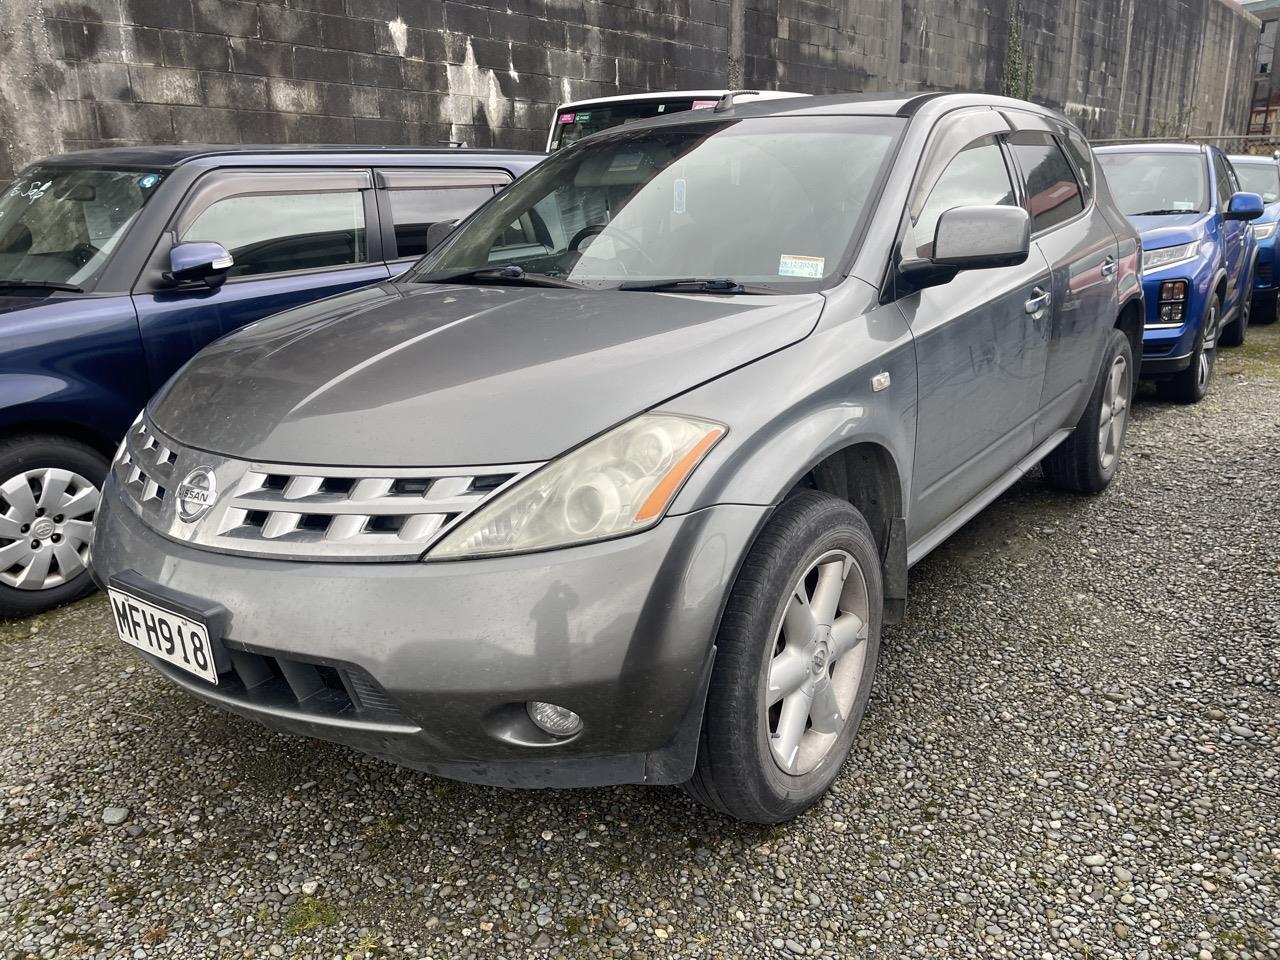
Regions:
[[1024, 287, 1052, 315], [1101, 256, 1118, 278]]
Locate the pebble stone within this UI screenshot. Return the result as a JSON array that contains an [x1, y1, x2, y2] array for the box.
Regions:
[[1, 327, 1279, 958]]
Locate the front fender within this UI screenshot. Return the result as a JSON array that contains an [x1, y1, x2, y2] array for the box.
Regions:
[[667, 284, 916, 515]]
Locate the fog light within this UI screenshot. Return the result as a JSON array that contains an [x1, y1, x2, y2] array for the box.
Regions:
[[527, 701, 583, 737]]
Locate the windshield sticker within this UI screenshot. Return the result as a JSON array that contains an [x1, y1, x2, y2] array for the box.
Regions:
[[779, 254, 825, 278], [673, 178, 686, 214], [1173, 201, 1194, 210], [558, 112, 575, 124], [692, 99, 718, 109], [608, 151, 643, 173], [138, 173, 160, 190]]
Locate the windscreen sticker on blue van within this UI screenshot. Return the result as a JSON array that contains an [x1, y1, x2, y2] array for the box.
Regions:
[[138, 173, 161, 190], [779, 254, 825, 278], [673, 178, 687, 214]]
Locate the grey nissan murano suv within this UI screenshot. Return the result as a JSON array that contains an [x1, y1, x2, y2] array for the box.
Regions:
[[90, 92, 1143, 823]]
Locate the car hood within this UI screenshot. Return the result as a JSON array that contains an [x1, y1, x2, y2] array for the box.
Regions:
[[150, 281, 825, 466], [1129, 213, 1207, 250], [0, 291, 57, 314]]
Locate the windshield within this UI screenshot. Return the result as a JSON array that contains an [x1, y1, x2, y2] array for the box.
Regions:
[[1232, 162, 1280, 203], [1095, 152, 1207, 216], [549, 98, 723, 151], [0, 166, 165, 289], [413, 115, 903, 291]]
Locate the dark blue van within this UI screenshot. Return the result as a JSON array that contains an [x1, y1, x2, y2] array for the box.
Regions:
[[0, 145, 541, 616]]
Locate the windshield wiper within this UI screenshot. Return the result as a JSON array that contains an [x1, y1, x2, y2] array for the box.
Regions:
[[617, 277, 764, 294], [415, 264, 583, 289], [0, 278, 83, 292], [1130, 209, 1196, 216]]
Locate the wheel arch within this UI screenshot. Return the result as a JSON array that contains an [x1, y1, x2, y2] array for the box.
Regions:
[[1115, 295, 1143, 365], [0, 418, 118, 460]]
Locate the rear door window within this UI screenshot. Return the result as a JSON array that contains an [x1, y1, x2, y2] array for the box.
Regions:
[[386, 186, 495, 258], [182, 190, 367, 278], [1009, 133, 1085, 233]]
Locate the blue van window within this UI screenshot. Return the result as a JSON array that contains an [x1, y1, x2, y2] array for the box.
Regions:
[[182, 190, 367, 278]]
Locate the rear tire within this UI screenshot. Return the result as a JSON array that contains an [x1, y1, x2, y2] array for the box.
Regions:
[[1157, 296, 1217, 405], [1042, 328, 1134, 495], [0, 436, 107, 619], [684, 491, 882, 824]]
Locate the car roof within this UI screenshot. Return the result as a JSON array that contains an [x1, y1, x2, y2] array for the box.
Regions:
[[568, 91, 1077, 135], [554, 89, 807, 111], [1228, 153, 1277, 165], [1093, 142, 1208, 156], [32, 144, 544, 170]]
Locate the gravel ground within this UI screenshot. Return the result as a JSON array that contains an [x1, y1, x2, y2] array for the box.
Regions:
[[2, 326, 1279, 960]]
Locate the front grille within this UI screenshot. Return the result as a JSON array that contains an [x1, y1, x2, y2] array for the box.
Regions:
[[152, 645, 409, 724], [114, 416, 540, 561]]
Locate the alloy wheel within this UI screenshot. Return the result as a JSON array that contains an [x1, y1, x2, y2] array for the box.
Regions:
[[1097, 354, 1130, 471], [1196, 349, 1211, 392], [765, 549, 870, 775], [0, 468, 100, 590]]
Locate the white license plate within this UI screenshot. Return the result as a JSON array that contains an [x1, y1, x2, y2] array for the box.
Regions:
[[108, 588, 218, 685]]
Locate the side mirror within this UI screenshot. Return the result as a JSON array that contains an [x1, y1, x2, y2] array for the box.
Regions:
[[166, 241, 233, 288], [425, 219, 459, 252], [898, 205, 1031, 292], [1226, 191, 1265, 221]]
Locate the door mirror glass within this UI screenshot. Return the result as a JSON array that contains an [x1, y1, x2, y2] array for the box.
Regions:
[[1226, 191, 1265, 221], [167, 241, 233, 288], [932, 205, 1031, 268], [425, 219, 459, 253]]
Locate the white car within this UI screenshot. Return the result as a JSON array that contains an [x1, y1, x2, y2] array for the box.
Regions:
[[546, 89, 806, 151]]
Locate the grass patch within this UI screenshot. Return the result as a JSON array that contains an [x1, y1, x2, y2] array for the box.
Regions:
[[1220, 318, 1280, 378], [285, 897, 339, 935]]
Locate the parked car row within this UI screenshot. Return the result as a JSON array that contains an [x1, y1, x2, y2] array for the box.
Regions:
[[1095, 142, 1270, 402], [0, 90, 1268, 822]]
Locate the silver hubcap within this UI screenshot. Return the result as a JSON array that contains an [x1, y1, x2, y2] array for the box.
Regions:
[[1197, 349, 1211, 390], [1097, 354, 1130, 471], [0, 468, 100, 591], [765, 549, 870, 775]]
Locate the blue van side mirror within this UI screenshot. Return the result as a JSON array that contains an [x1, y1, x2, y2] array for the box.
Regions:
[[1226, 192, 1265, 222], [167, 241, 234, 287]]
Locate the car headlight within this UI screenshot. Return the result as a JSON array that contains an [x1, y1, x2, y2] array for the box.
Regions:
[[1254, 222, 1277, 241], [427, 413, 726, 559], [1141, 240, 1199, 273]]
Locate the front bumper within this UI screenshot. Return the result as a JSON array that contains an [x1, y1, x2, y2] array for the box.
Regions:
[[91, 477, 768, 787], [1139, 269, 1206, 375], [1253, 232, 1277, 293]]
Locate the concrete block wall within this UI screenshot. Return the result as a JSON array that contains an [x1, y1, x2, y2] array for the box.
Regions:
[[0, 0, 1261, 183]]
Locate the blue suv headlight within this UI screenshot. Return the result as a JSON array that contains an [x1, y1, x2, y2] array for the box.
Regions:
[[1253, 222, 1277, 241], [1142, 240, 1200, 273]]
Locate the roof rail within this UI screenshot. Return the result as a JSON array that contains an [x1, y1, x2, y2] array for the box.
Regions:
[[896, 92, 950, 117], [714, 90, 762, 113]]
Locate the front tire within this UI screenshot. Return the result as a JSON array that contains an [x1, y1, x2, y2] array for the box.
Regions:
[[0, 436, 107, 619], [684, 491, 882, 823], [1219, 274, 1251, 348], [1253, 289, 1279, 326], [1042, 327, 1134, 495], [1157, 296, 1217, 405]]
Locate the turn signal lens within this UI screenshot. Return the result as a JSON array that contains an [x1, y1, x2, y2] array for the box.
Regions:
[[427, 413, 726, 559]]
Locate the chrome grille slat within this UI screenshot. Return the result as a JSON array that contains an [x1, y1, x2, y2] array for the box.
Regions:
[[113, 417, 540, 562]]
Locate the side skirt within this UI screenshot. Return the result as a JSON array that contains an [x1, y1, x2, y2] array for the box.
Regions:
[[906, 428, 1071, 569]]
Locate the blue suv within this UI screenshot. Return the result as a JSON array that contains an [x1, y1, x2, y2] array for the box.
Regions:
[[1094, 143, 1262, 403], [0, 145, 541, 617], [1229, 153, 1280, 324]]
